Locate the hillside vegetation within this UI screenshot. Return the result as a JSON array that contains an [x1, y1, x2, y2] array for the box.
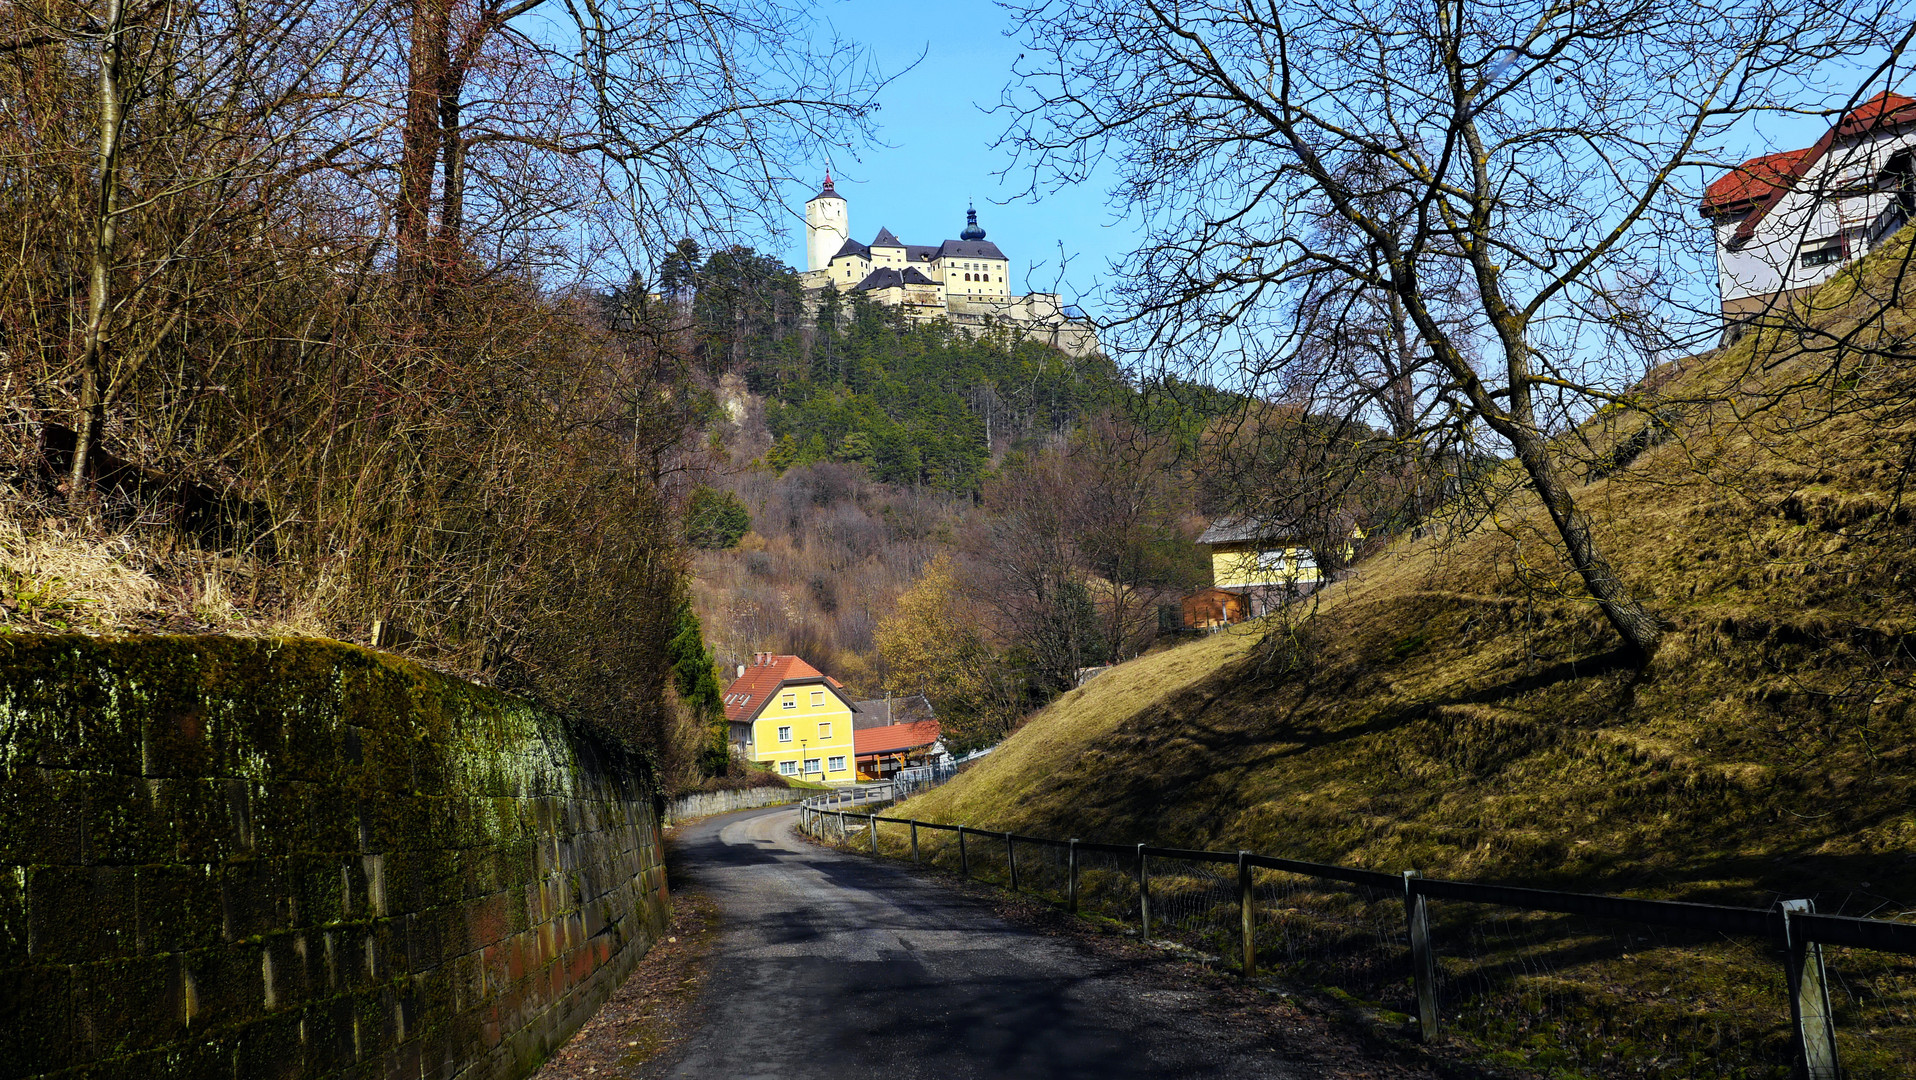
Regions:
[[902, 239, 1916, 911]]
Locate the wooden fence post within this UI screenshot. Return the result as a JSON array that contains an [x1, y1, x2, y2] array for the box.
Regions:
[[1006, 833, 1019, 892], [837, 810, 846, 844], [1403, 870, 1438, 1042], [1137, 844, 1151, 941], [1780, 899, 1841, 1080], [958, 826, 969, 879], [1239, 851, 1255, 979], [910, 820, 920, 864], [1068, 840, 1080, 914]]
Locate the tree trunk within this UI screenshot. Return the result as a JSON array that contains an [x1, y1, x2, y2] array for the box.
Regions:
[[71, 0, 129, 508], [436, 94, 466, 277], [1505, 424, 1661, 657], [398, 0, 451, 287]]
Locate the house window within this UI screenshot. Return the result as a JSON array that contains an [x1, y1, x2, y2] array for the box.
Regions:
[[803, 757, 822, 774], [782, 694, 795, 709], [828, 755, 847, 772], [1800, 240, 1843, 268], [1256, 549, 1285, 571], [779, 760, 797, 775], [818, 722, 832, 738], [810, 691, 824, 706], [778, 726, 792, 742]]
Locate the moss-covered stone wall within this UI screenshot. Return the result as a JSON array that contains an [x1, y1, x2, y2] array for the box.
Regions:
[[0, 634, 669, 1080]]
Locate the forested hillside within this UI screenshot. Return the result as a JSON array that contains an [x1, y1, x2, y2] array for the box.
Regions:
[[664, 244, 1227, 749]]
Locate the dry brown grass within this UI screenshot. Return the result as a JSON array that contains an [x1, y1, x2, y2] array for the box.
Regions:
[[901, 234, 1916, 912], [0, 514, 163, 631]]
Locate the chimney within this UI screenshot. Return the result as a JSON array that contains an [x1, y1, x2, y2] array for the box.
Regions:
[[736, 664, 746, 679]]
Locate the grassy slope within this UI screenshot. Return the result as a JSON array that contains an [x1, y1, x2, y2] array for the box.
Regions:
[[903, 240, 1916, 910]]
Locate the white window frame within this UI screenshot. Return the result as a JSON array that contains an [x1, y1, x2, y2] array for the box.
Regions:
[[803, 757, 822, 774], [777, 726, 792, 743], [810, 691, 824, 706], [827, 755, 847, 772], [782, 694, 795, 709], [779, 760, 797, 776]]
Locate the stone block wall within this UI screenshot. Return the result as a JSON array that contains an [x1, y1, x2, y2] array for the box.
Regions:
[[661, 784, 803, 824], [0, 634, 669, 1080]]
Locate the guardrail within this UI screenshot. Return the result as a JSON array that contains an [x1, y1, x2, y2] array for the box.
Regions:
[[798, 807, 1915, 1079]]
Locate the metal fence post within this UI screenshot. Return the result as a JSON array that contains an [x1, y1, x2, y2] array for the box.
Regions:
[[1006, 833, 1019, 892], [869, 814, 879, 854], [910, 820, 920, 864], [1780, 899, 1841, 1080], [837, 810, 846, 844], [1238, 851, 1255, 979], [958, 826, 969, 878], [1403, 870, 1438, 1042], [1068, 839, 1080, 914], [1137, 844, 1151, 941]]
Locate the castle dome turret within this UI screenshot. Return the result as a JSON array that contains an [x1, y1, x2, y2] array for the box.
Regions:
[[960, 203, 986, 241], [811, 172, 844, 202]]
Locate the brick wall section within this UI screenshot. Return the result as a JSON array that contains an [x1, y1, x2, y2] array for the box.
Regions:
[[0, 634, 669, 1080]]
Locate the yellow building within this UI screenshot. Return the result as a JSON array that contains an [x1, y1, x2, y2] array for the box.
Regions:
[[721, 653, 858, 784], [1191, 517, 1365, 622]]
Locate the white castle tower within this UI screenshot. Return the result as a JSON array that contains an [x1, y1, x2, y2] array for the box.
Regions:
[[804, 174, 848, 272]]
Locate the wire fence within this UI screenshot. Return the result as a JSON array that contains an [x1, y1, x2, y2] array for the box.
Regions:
[[796, 806, 1916, 1079]]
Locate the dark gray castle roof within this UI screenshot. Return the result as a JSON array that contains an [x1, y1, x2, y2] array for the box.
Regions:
[[854, 266, 939, 291], [826, 235, 1006, 264], [936, 239, 1006, 260]]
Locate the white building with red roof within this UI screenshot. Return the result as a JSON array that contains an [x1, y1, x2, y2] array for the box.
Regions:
[[1701, 91, 1916, 333], [722, 652, 859, 784]]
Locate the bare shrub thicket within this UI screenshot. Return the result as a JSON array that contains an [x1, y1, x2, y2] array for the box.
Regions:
[[689, 461, 964, 692], [963, 417, 1206, 697], [0, 0, 883, 766]]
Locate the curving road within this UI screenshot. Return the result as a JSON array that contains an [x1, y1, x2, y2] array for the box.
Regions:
[[660, 805, 1307, 1080]]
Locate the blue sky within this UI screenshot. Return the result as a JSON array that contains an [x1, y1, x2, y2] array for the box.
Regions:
[[771, 0, 1124, 305], [771, 3, 1900, 334]]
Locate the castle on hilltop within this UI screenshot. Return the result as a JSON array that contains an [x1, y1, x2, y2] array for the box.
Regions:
[[799, 176, 1100, 356]]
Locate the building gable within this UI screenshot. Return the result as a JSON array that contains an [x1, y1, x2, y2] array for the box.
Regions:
[[721, 653, 856, 723]]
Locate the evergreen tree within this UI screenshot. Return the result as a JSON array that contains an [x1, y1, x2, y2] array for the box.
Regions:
[[666, 599, 730, 775]]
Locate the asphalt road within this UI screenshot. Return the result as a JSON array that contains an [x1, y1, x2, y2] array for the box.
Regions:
[[660, 805, 1308, 1080]]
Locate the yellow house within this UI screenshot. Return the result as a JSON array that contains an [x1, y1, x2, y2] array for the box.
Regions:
[[1193, 517, 1365, 619], [721, 653, 858, 784]]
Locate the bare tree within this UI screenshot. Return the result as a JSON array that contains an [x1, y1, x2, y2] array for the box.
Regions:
[[999, 0, 1911, 657], [385, 0, 891, 296]]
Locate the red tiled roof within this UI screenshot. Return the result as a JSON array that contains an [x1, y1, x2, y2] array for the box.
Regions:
[[721, 654, 843, 721], [1700, 148, 1815, 215], [853, 720, 941, 757], [1836, 91, 1916, 137], [1702, 91, 1916, 240]]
